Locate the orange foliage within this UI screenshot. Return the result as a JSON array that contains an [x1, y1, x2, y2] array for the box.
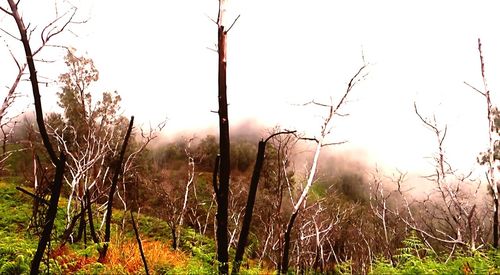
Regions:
[[51, 239, 189, 273], [106, 239, 189, 273], [51, 245, 95, 273]]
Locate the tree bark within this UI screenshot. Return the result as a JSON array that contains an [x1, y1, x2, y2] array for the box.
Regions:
[[74, 199, 86, 243], [131, 211, 149, 275], [232, 141, 266, 274], [215, 1, 230, 273], [86, 190, 100, 244], [60, 210, 84, 247], [30, 154, 66, 274], [99, 116, 134, 262], [171, 225, 178, 250], [232, 131, 294, 274], [473, 39, 499, 248], [280, 210, 298, 274], [494, 196, 499, 248]]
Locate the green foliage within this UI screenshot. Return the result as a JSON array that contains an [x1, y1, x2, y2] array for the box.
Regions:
[[197, 135, 219, 171], [0, 182, 36, 274], [129, 214, 171, 242], [333, 260, 354, 275], [157, 258, 216, 275], [239, 266, 266, 275], [153, 135, 258, 173], [156, 236, 218, 275], [371, 233, 500, 274], [2, 144, 26, 176], [478, 107, 500, 164], [75, 262, 129, 275], [181, 228, 216, 264], [230, 139, 256, 172], [53, 50, 125, 151], [74, 262, 106, 275], [394, 232, 430, 264], [0, 181, 32, 236], [310, 181, 328, 200], [333, 172, 368, 203], [0, 178, 220, 274], [0, 233, 34, 274]]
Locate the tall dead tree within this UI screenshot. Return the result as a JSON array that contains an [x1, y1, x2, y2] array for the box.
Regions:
[[214, 0, 233, 273], [465, 38, 499, 248], [280, 63, 367, 274], [0, 1, 78, 273]]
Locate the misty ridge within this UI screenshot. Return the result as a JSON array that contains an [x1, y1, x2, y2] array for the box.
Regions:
[[147, 114, 490, 220]]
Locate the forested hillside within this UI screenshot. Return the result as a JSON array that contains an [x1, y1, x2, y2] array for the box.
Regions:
[[2, 0, 500, 274]]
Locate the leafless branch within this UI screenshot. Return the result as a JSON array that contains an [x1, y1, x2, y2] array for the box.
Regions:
[[265, 130, 297, 143], [0, 5, 13, 16], [225, 14, 240, 34], [464, 81, 485, 96]]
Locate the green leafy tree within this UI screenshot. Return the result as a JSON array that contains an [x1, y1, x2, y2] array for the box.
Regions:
[[49, 49, 128, 245]]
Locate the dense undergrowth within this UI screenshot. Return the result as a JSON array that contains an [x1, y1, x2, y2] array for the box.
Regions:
[[371, 233, 500, 275], [2, 178, 500, 274], [0, 179, 221, 274]]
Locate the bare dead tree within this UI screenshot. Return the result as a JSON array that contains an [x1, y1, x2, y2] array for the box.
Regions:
[[232, 130, 295, 274], [465, 38, 500, 248], [0, 0, 81, 170], [386, 105, 484, 255], [1, 0, 82, 165], [266, 129, 298, 269], [149, 136, 205, 250], [212, 0, 239, 272], [368, 167, 391, 252], [309, 202, 335, 272], [99, 116, 134, 262], [280, 62, 367, 274], [50, 122, 113, 239], [116, 120, 166, 231], [368, 166, 405, 264], [170, 137, 196, 250], [228, 186, 245, 250], [0, 1, 82, 273]]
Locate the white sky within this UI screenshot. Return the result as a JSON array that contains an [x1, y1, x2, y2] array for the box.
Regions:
[[2, 0, 500, 176]]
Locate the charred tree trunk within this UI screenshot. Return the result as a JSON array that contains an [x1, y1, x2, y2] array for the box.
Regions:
[[60, 211, 83, 246], [131, 211, 149, 275], [494, 196, 499, 248], [30, 154, 66, 274], [7, 1, 68, 272], [215, 1, 230, 273], [232, 141, 266, 274], [233, 131, 293, 274], [74, 200, 86, 243], [281, 211, 298, 274], [98, 116, 134, 262], [86, 190, 100, 244], [171, 225, 178, 250]]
